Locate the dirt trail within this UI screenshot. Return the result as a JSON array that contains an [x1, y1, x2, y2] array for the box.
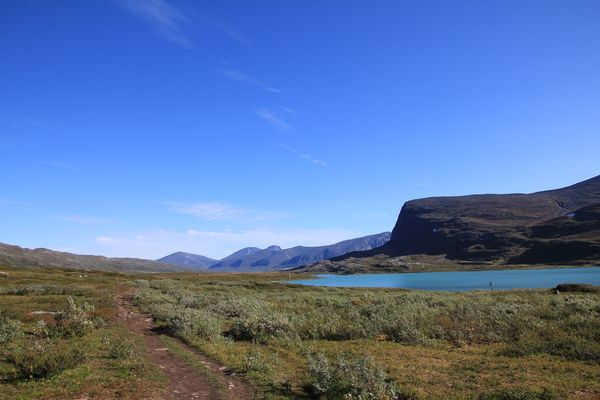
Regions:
[[116, 288, 251, 400]]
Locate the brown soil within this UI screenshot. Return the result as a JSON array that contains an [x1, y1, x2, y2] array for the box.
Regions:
[[116, 288, 251, 400]]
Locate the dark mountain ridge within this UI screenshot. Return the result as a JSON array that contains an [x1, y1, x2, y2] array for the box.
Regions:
[[302, 175, 600, 272]]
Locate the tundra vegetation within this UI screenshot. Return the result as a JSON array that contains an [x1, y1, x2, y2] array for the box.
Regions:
[[131, 273, 600, 399], [0, 267, 162, 400], [0, 266, 599, 399]]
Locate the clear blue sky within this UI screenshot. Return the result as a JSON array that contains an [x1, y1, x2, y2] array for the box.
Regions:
[[1, 0, 599, 259]]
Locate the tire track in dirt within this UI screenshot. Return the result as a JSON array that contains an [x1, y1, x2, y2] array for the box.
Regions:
[[116, 289, 251, 400]]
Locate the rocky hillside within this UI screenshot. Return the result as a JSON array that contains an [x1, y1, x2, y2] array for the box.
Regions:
[[0, 242, 180, 273], [300, 175, 600, 272]]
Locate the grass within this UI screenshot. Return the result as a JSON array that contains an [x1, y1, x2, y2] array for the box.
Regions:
[[132, 273, 600, 399], [1, 265, 599, 399], [0, 265, 165, 400]]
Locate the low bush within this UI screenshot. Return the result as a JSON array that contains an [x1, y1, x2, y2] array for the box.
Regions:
[[0, 284, 86, 296], [231, 310, 292, 343], [477, 387, 556, 400], [0, 313, 24, 344], [164, 307, 223, 340], [210, 297, 267, 318], [53, 297, 95, 337], [501, 327, 600, 363], [243, 346, 274, 374], [305, 352, 398, 400], [5, 339, 86, 379], [555, 284, 600, 294]]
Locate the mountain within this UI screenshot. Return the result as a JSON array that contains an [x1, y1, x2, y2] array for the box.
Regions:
[[299, 175, 600, 273], [0, 242, 181, 273], [158, 252, 218, 270], [208, 233, 391, 271]]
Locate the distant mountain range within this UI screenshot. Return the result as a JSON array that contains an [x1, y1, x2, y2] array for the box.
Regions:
[[158, 252, 218, 270], [158, 232, 391, 271], [0, 232, 391, 273], [299, 174, 600, 273], [0, 242, 179, 273], [4, 175, 598, 275]]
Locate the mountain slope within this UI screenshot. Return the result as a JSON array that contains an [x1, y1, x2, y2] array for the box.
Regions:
[[384, 174, 600, 261], [300, 175, 600, 272], [208, 232, 391, 271], [510, 203, 600, 264], [158, 252, 218, 270], [0, 242, 181, 273]]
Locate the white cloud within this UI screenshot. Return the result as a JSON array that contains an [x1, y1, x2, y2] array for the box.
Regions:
[[206, 20, 250, 45], [220, 68, 282, 93], [168, 201, 293, 222], [300, 153, 328, 167], [278, 143, 328, 167], [279, 106, 300, 116], [256, 108, 290, 131], [87, 227, 361, 259], [120, 0, 192, 48]]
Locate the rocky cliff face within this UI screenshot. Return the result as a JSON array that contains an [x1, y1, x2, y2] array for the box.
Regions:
[[384, 175, 600, 263], [308, 175, 600, 272]]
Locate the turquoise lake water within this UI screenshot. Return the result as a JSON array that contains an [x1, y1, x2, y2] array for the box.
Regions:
[[288, 267, 600, 291]]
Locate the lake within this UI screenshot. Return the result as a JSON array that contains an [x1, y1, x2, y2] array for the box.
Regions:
[[288, 266, 600, 291]]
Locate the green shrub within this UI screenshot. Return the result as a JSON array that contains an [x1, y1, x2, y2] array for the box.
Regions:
[[210, 297, 267, 318], [5, 339, 86, 379], [0, 313, 24, 344], [231, 310, 292, 343], [101, 335, 136, 359], [243, 346, 274, 374], [305, 352, 398, 400], [33, 319, 50, 338], [478, 387, 556, 400], [0, 284, 86, 296], [501, 328, 600, 363], [164, 307, 223, 340], [53, 297, 95, 337]]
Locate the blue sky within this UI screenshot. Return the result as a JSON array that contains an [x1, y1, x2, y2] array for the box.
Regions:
[[1, 0, 599, 259]]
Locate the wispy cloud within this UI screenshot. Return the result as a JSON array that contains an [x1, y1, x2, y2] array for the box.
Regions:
[[89, 227, 360, 259], [167, 201, 293, 222], [219, 68, 282, 93], [120, 0, 192, 48], [256, 108, 290, 131], [278, 106, 300, 116], [278, 143, 328, 167], [205, 20, 250, 44]]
